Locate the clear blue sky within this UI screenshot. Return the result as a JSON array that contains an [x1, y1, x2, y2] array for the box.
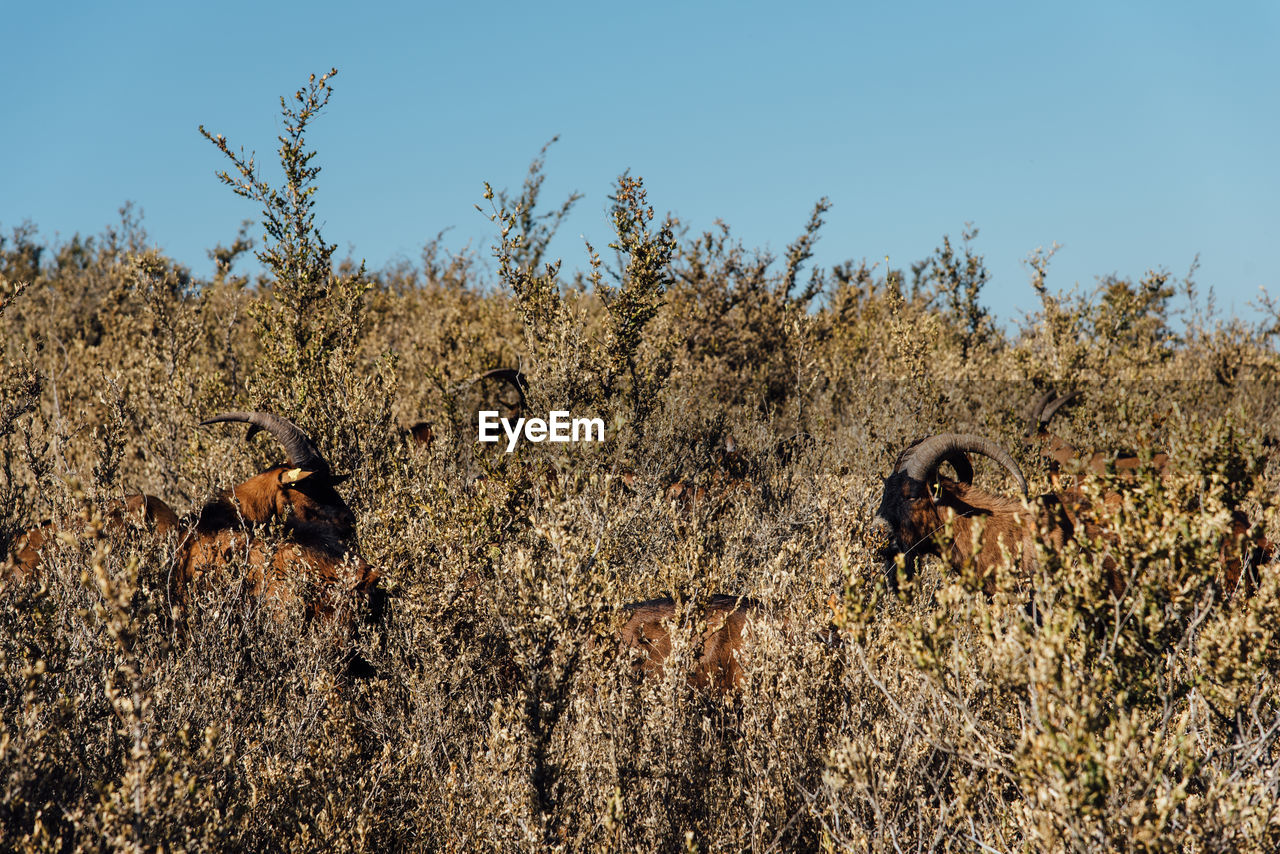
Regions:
[[4, 1, 1277, 322]]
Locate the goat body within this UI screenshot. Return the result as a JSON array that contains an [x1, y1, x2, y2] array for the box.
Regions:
[[6, 493, 180, 582], [1023, 392, 1268, 593], [619, 595, 761, 692]]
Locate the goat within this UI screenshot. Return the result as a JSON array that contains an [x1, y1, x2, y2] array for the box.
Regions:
[[6, 493, 180, 582], [618, 595, 762, 692], [6, 412, 379, 623], [174, 528, 377, 622], [620, 433, 759, 510], [174, 411, 378, 621], [475, 367, 529, 419], [190, 412, 357, 539], [873, 431, 1272, 599], [404, 366, 528, 446], [617, 592, 843, 694], [872, 433, 1045, 594], [1023, 391, 1266, 593], [1023, 389, 1169, 487]]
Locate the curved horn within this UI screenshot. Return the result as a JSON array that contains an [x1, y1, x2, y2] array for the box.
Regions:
[[902, 433, 1027, 497], [201, 411, 329, 474], [1024, 390, 1058, 436], [1040, 390, 1079, 424], [479, 367, 528, 411]]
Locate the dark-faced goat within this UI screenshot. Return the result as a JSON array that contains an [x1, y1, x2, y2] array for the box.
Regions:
[[403, 367, 528, 447], [7, 412, 378, 622], [873, 432, 1271, 598], [174, 411, 377, 620], [872, 434, 1045, 594]]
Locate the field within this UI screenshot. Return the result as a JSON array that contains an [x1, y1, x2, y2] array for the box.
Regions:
[[2, 75, 1279, 852]]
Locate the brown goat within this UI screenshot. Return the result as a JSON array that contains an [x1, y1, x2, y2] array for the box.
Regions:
[[172, 411, 378, 620], [874, 432, 1271, 598], [618, 595, 763, 692], [617, 594, 844, 694], [6, 493, 180, 582], [1023, 391, 1267, 593], [6, 412, 379, 624], [872, 434, 1046, 594], [620, 433, 760, 511], [173, 527, 377, 622], [1023, 389, 1170, 488]]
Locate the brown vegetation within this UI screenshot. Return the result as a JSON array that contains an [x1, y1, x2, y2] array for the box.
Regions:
[[1, 71, 1278, 852]]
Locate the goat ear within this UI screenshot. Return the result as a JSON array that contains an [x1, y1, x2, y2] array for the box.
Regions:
[[280, 467, 315, 485]]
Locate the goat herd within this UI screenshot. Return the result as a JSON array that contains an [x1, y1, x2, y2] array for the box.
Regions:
[[3, 389, 1274, 693]]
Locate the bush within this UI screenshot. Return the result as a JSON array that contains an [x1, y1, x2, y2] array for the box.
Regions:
[[1, 70, 1276, 852]]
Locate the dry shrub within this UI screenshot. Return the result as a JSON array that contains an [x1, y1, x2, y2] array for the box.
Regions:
[[2, 70, 1278, 852]]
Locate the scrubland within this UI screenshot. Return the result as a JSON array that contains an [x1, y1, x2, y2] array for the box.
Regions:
[[2, 71, 1279, 852]]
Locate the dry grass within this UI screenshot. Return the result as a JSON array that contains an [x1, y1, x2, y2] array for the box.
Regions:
[[2, 72, 1278, 852]]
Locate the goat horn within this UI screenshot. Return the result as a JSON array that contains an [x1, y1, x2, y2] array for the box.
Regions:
[[1024, 388, 1080, 436], [1040, 390, 1080, 424], [201, 411, 329, 474], [1024, 390, 1058, 435], [479, 367, 528, 411], [903, 433, 1027, 497]]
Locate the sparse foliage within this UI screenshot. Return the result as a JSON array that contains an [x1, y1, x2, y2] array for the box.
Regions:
[[1, 70, 1277, 854]]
